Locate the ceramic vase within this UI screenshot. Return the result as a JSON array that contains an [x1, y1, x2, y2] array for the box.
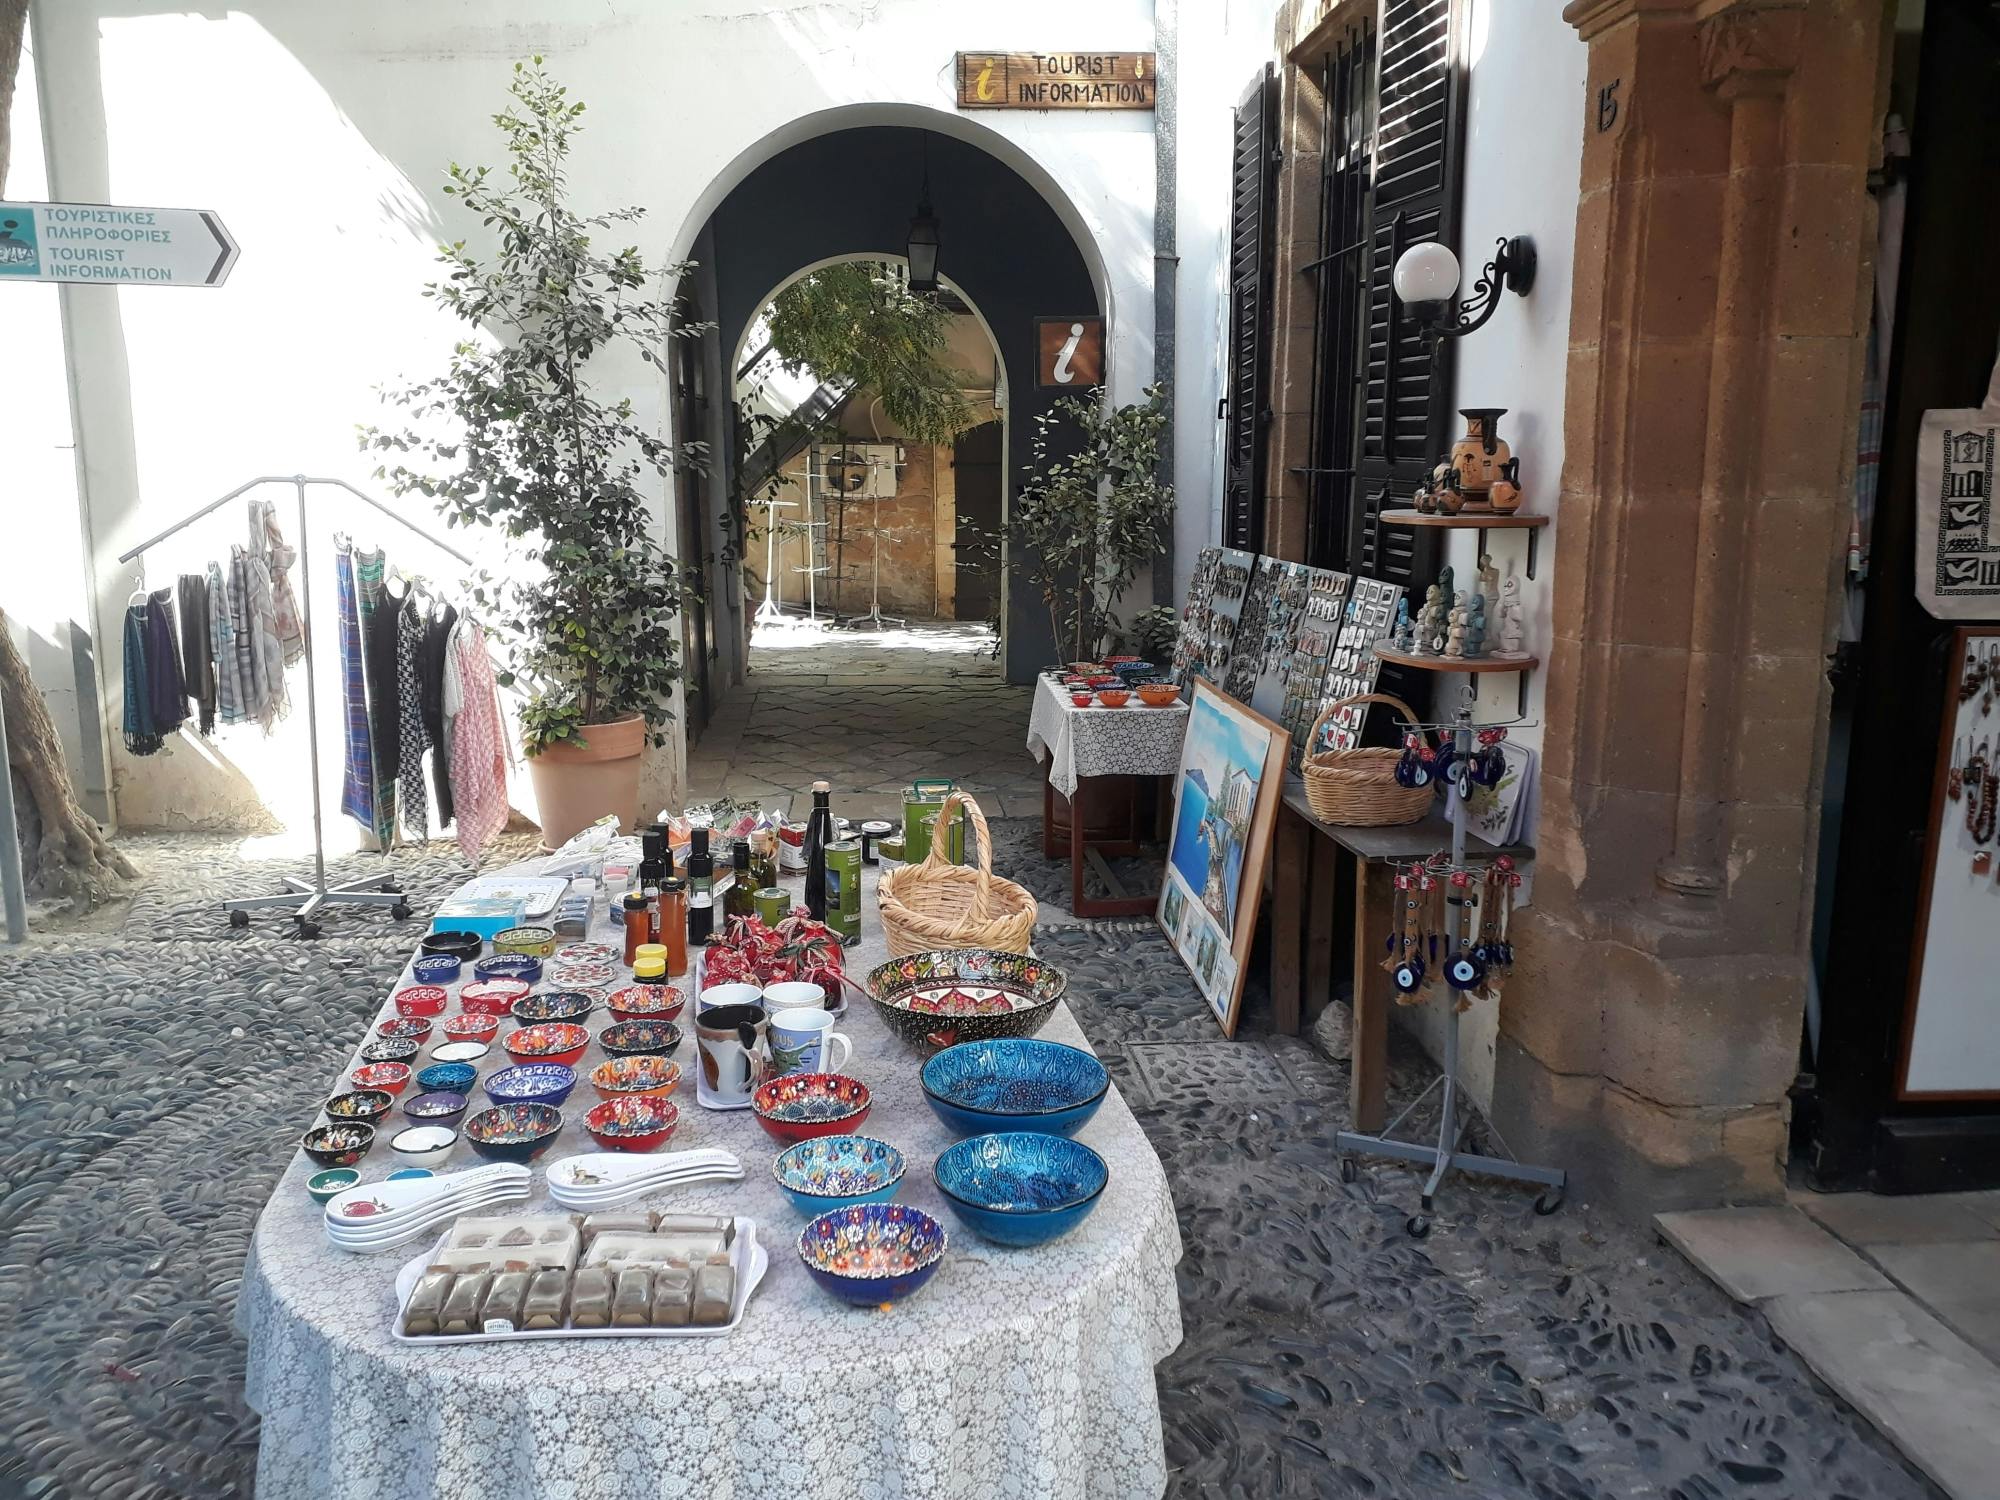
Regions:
[[525, 714, 646, 849], [1447, 408, 1511, 514]]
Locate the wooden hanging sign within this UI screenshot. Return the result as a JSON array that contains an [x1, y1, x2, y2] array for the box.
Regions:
[[956, 53, 1156, 110]]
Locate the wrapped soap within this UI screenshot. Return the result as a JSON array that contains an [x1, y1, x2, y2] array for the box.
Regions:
[[496, 1226, 536, 1249], [650, 1263, 694, 1327], [481, 1271, 531, 1332], [692, 1257, 735, 1327], [656, 1214, 733, 1244], [580, 1212, 654, 1244], [613, 1267, 653, 1327], [569, 1267, 613, 1329], [402, 1271, 455, 1337], [522, 1269, 569, 1331], [439, 1272, 492, 1336]]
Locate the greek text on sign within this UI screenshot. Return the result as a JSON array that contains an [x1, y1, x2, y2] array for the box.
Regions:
[[0, 200, 238, 287], [957, 53, 1156, 110], [1913, 355, 2000, 620]]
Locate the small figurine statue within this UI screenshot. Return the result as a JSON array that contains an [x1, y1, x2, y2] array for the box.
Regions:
[[1478, 552, 1500, 620], [1466, 591, 1487, 657], [1445, 590, 1489, 659], [1497, 571, 1525, 654], [1415, 460, 1452, 515], [1489, 455, 1524, 515], [1390, 596, 1414, 652]]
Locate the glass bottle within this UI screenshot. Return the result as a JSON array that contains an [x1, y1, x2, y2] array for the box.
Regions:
[[639, 826, 666, 945], [724, 839, 756, 923], [749, 826, 780, 891], [686, 829, 715, 946], [621, 893, 650, 966], [804, 781, 834, 921], [658, 878, 689, 977]]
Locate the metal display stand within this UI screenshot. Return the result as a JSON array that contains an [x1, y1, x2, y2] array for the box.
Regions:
[[116, 474, 474, 938], [840, 488, 909, 633], [753, 497, 797, 625], [1334, 704, 1566, 1235]]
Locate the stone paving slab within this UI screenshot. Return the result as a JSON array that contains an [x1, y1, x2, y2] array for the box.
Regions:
[[1798, 1190, 1999, 1245], [1656, 1205, 1893, 1301], [1867, 1241, 2000, 1365]]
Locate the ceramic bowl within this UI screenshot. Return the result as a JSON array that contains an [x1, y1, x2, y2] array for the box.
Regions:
[[301, 1122, 374, 1168], [306, 1167, 360, 1204], [866, 949, 1066, 1051], [391, 985, 448, 1019], [357, 1036, 421, 1067], [419, 929, 483, 961], [511, 989, 596, 1026], [1136, 683, 1181, 707], [415, 1061, 478, 1095], [484, 1062, 579, 1108], [556, 942, 620, 966], [463, 1102, 563, 1164], [323, 1088, 395, 1128], [388, 1124, 459, 1168], [751, 1072, 872, 1146], [606, 984, 687, 1023], [1112, 658, 1155, 678], [429, 1040, 492, 1064], [932, 1132, 1110, 1246], [440, 1013, 500, 1046], [582, 1095, 680, 1153], [1095, 688, 1131, 708], [588, 1054, 682, 1102], [409, 954, 462, 986], [796, 1202, 946, 1307], [348, 1061, 411, 1096], [771, 1134, 906, 1216], [460, 979, 531, 1016], [598, 1020, 683, 1059], [474, 954, 543, 985], [920, 1038, 1110, 1139], [403, 1090, 469, 1123], [502, 1023, 590, 1068], [549, 961, 620, 990], [492, 925, 557, 958], [1069, 691, 1093, 707], [374, 1016, 433, 1044], [387, 1167, 435, 1181]]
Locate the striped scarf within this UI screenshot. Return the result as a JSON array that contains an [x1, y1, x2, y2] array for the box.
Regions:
[[122, 603, 162, 755]]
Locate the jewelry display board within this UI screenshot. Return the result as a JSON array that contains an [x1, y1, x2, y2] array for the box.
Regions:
[[1310, 577, 1407, 758], [1170, 546, 1254, 688], [1276, 569, 1354, 771], [1223, 558, 1331, 723]]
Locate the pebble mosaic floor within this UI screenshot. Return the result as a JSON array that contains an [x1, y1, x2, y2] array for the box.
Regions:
[[0, 829, 1942, 1499]]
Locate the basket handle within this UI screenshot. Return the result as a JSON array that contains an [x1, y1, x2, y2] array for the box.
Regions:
[[1307, 692, 1427, 753], [918, 789, 996, 918]]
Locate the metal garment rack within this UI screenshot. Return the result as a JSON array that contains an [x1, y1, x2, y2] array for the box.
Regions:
[[1335, 704, 1566, 1235], [116, 474, 474, 937], [752, 498, 797, 624], [839, 487, 909, 632]]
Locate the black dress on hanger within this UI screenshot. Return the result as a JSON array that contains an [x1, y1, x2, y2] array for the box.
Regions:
[[366, 574, 408, 785], [420, 600, 459, 826]]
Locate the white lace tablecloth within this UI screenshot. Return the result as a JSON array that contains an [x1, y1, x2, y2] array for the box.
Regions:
[[239, 859, 1184, 1500], [1026, 677, 1190, 799]]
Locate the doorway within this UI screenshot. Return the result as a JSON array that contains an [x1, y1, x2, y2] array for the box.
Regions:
[[952, 419, 1004, 627]]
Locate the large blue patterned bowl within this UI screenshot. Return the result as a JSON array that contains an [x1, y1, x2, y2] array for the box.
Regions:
[[414, 1062, 477, 1095], [865, 948, 1067, 1052], [463, 1102, 563, 1163], [772, 1135, 906, 1216], [933, 1132, 1109, 1247], [920, 1038, 1109, 1138], [797, 1202, 947, 1307], [482, 1063, 578, 1108]]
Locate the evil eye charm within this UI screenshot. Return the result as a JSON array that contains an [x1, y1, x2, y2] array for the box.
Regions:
[[1393, 955, 1426, 994], [1446, 950, 1486, 991], [1473, 748, 1506, 787]]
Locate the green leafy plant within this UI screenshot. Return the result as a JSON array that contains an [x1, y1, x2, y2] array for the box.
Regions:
[[362, 60, 704, 755], [1013, 384, 1175, 664], [1124, 604, 1181, 663]]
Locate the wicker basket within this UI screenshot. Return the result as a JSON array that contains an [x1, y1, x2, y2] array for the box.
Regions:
[[877, 790, 1038, 957], [1300, 692, 1434, 826]]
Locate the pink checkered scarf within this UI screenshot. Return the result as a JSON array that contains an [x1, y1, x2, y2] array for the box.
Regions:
[[450, 621, 510, 862]]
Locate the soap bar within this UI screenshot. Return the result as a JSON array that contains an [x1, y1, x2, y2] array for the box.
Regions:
[[580, 1212, 654, 1243], [402, 1271, 455, 1337], [613, 1267, 653, 1327], [569, 1267, 613, 1329], [522, 1269, 569, 1331], [650, 1263, 694, 1327], [481, 1270, 531, 1332], [655, 1214, 734, 1244], [692, 1257, 735, 1327], [439, 1272, 492, 1336]]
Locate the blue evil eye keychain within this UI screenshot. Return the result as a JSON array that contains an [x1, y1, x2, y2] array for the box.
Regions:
[[1395, 731, 1433, 789]]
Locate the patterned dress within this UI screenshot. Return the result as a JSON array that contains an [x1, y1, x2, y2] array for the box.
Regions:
[[334, 545, 376, 834], [354, 552, 397, 847]]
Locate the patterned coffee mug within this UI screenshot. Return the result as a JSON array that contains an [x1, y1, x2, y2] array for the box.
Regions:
[[765, 1007, 853, 1078]]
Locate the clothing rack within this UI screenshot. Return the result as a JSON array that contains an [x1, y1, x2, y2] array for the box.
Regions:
[[117, 474, 473, 937]]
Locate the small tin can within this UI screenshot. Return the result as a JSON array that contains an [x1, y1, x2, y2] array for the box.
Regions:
[[878, 835, 906, 872], [754, 886, 790, 926], [825, 840, 862, 944], [859, 819, 894, 866]]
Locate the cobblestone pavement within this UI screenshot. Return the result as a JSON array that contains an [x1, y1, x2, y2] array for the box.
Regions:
[[0, 826, 1942, 1500]]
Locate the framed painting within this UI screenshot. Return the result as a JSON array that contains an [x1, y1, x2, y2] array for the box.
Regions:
[[1155, 680, 1291, 1037]]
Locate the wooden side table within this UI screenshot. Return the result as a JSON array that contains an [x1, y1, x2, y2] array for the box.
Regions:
[[1039, 762, 1163, 918]]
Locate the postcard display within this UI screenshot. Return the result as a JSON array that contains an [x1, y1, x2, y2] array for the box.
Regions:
[[1170, 547, 1255, 689]]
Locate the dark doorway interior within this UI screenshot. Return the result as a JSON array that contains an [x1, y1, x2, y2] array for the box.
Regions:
[[952, 420, 1003, 626]]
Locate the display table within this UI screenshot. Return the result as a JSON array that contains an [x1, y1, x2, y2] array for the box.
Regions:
[[1025, 677, 1188, 918], [239, 858, 1184, 1500]]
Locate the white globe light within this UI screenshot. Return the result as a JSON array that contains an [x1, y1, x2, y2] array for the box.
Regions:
[[1393, 241, 1461, 304]]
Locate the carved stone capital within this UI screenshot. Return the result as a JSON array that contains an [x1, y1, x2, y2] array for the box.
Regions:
[[1697, 2, 1804, 99]]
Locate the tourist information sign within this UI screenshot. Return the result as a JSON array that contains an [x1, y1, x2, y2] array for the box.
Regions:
[[0, 200, 238, 287]]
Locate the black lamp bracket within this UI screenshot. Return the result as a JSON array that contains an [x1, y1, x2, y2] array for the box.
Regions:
[[1421, 235, 1537, 342]]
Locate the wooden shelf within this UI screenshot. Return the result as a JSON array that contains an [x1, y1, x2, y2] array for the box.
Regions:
[[1372, 646, 1539, 674], [1378, 509, 1548, 529]]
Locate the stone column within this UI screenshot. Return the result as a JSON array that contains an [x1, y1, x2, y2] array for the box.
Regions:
[[1495, 0, 1888, 1212]]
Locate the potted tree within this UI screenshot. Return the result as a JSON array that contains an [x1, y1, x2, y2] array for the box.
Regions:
[[365, 61, 698, 845]]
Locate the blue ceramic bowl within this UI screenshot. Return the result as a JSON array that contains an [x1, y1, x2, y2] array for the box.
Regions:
[[306, 1167, 359, 1203], [483, 1062, 578, 1108], [474, 954, 542, 985], [598, 1020, 683, 1059], [414, 1062, 477, 1095], [403, 1090, 469, 1122], [772, 1134, 906, 1216], [387, 1166, 436, 1181], [409, 954, 462, 986], [797, 1202, 947, 1306], [920, 1038, 1110, 1139], [464, 1102, 563, 1163], [933, 1132, 1109, 1247], [511, 989, 595, 1025]]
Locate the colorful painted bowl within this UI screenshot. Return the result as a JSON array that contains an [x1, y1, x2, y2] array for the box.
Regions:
[[474, 954, 543, 986], [392, 985, 449, 1019], [357, 1036, 421, 1067], [483, 1062, 578, 1108], [502, 1023, 591, 1068], [588, 1055, 682, 1102], [1112, 659, 1155, 679], [751, 1072, 872, 1146], [492, 925, 558, 958], [301, 1122, 374, 1168], [920, 1038, 1109, 1139], [306, 1167, 360, 1204], [555, 942, 619, 966], [1095, 688, 1131, 708], [866, 948, 1066, 1051], [460, 980, 531, 1016], [414, 1061, 478, 1095], [549, 960, 620, 990], [349, 1061, 411, 1096], [374, 1016, 433, 1044], [796, 1202, 947, 1307], [582, 1095, 680, 1153], [323, 1088, 394, 1127], [440, 1013, 500, 1045], [598, 1020, 683, 1059], [606, 984, 687, 1023], [419, 930, 483, 961], [403, 1090, 469, 1122], [932, 1132, 1110, 1246], [388, 1124, 458, 1168], [772, 1134, 906, 1216], [429, 1040, 492, 1064], [463, 1102, 563, 1164], [1136, 683, 1181, 707], [409, 954, 462, 986], [1069, 691, 1093, 707], [511, 989, 596, 1025]]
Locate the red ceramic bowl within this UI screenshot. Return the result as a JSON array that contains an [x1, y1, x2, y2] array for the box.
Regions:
[[502, 1022, 591, 1068], [375, 1016, 433, 1044], [582, 1095, 680, 1152], [588, 1054, 682, 1102], [1085, 675, 1120, 688], [1096, 689, 1131, 708], [460, 980, 531, 1016], [392, 985, 448, 1018], [441, 1012, 501, 1045], [1069, 692, 1093, 708], [348, 1061, 411, 1096], [751, 1072, 872, 1146], [606, 984, 687, 1024]]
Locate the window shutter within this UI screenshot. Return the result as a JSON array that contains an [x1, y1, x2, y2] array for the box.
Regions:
[[1221, 65, 1277, 553]]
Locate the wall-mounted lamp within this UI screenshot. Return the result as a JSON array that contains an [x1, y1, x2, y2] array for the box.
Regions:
[[1391, 235, 1536, 341]]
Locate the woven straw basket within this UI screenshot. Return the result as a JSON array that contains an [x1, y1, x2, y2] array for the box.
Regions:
[[877, 790, 1038, 957], [1300, 692, 1434, 826]]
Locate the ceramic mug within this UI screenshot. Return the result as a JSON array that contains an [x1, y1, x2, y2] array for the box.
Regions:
[[693, 1003, 768, 1106], [766, 1006, 853, 1078], [761, 980, 826, 1011], [698, 982, 763, 1014]]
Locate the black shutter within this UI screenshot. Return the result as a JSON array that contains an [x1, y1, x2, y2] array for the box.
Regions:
[[1221, 66, 1277, 553]]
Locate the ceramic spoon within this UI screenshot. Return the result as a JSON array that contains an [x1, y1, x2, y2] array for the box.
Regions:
[[325, 1187, 535, 1246], [322, 1163, 529, 1224], [547, 1162, 746, 1200], [547, 1167, 746, 1211], [543, 1149, 738, 1190]]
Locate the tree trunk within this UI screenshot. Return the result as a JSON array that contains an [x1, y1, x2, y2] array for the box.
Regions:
[[0, 0, 24, 197]]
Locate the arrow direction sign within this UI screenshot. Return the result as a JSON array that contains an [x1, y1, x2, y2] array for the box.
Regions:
[[0, 201, 238, 287]]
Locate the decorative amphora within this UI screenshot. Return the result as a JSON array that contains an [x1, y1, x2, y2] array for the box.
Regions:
[[1446, 408, 1511, 513]]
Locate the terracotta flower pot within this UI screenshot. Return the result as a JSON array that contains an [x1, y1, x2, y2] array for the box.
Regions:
[[525, 714, 646, 848]]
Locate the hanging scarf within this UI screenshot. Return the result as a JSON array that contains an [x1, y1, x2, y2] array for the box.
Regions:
[[234, 543, 289, 730], [395, 593, 431, 839], [210, 560, 248, 726], [122, 603, 162, 755], [355, 551, 398, 847], [451, 619, 509, 862], [250, 499, 306, 664], [177, 572, 215, 734], [335, 544, 378, 835], [145, 588, 187, 735]]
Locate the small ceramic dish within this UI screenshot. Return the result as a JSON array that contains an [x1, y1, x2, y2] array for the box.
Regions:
[[414, 1061, 477, 1095], [374, 1017, 433, 1044], [306, 1167, 360, 1204], [796, 1202, 946, 1306], [502, 1022, 591, 1068], [459, 979, 531, 1016], [463, 1102, 563, 1163], [1136, 683, 1181, 707], [473, 954, 543, 986], [429, 1040, 492, 1064], [549, 961, 620, 990], [920, 1037, 1109, 1139], [301, 1123, 374, 1168], [409, 954, 462, 986], [439, 1013, 500, 1045], [492, 925, 558, 958], [511, 989, 596, 1025], [605, 984, 687, 1023], [932, 1132, 1110, 1247], [391, 985, 448, 1019], [349, 1061, 411, 1096], [588, 1054, 682, 1102], [597, 1020, 683, 1059], [357, 1036, 421, 1067], [403, 1090, 469, 1123], [419, 930, 483, 961], [323, 1088, 395, 1128], [772, 1134, 906, 1216], [582, 1095, 680, 1153], [388, 1124, 459, 1168], [751, 1072, 872, 1146], [483, 1062, 579, 1108], [555, 942, 619, 965], [1095, 688, 1131, 708]]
